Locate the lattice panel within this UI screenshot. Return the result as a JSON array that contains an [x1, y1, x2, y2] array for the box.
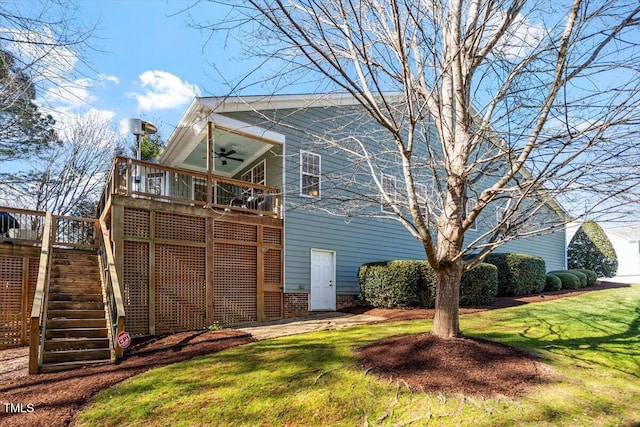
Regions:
[[264, 249, 282, 284], [0, 256, 23, 348], [214, 243, 257, 324], [263, 291, 282, 319], [263, 227, 282, 246], [214, 221, 257, 242], [123, 241, 149, 335], [124, 208, 150, 238], [155, 212, 205, 243], [155, 244, 206, 333]]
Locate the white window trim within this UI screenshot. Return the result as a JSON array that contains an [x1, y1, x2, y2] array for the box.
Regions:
[[414, 183, 428, 217], [466, 198, 477, 231], [496, 206, 508, 227], [381, 174, 397, 213], [300, 150, 321, 199]]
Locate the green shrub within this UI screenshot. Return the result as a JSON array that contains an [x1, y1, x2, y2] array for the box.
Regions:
[[358, 260, 435, 308], [568, 269, 588, 288], [459, 263, 498, 306], [544, 274, 562, 291], [574, 268, 598, 286], [484, 253, 546, 296], [567, 220, 618, 278], [549, 271, 581, 290], [358, 260, 498, 308]]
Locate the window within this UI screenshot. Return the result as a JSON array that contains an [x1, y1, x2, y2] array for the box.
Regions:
[[193, 177, 207, 202], [146, 172, 164, 195], [466, 198, 477, 231], [241, 160, 266, 186], [496, 206, 508, 227], [413, 183, 427, 216], [300, 151, 321, 198], [381, 174, 397, 212]]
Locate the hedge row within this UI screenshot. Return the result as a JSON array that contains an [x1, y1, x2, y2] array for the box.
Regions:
[[547, 268, 598, 290], [484, 253, 546, 297], [358, 260, 498, 308]]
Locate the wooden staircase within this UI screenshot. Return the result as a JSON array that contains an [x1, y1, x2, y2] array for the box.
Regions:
[[40, 248, 112, 372]]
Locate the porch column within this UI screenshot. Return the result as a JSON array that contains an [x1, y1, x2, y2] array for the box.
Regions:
[[206, 121, 214, 208]]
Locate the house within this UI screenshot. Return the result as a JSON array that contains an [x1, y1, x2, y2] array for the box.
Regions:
[[1, 93, 567, 372], [603, 224, 640, 283], [153, 93, 566, 319]]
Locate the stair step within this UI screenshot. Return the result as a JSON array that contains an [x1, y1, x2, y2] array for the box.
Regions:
[[50, 272, 101, 281], [46, 328, 109, 339], [48, 293, 103, 302], [47, 309, 106, 320], [40, 359, 111, 373], [49, 285, 103, 294], [46, 318, 106, 329], [44, 338, 110, 351], [48, 301, 104, 311], [42, 348, 111, 364], [51, 259, 99, 266], [50, 277, 101, 284]]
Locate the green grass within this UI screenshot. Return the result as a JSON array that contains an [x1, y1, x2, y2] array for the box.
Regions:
[[77, 285, 640, 426]]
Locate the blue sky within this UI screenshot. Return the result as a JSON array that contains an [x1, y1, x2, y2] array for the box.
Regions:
[[41, 0, 254, 141]]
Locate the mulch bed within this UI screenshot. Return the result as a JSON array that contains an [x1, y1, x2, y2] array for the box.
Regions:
[[0, 330, 254, 427], [355, 334, 547, 397], [0, 281, 629, 426]]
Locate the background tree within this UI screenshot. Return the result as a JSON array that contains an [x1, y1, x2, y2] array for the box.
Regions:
[[0, 0, 94, 164], [0, 49, 57, 161], [568, 221, 618, 278], [2, 111, 118, 216], [198, 0, 640, 337]]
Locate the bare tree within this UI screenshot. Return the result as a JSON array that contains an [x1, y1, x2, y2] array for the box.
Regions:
[[2, 111, 118, 217], [198, 0, 640, 337]]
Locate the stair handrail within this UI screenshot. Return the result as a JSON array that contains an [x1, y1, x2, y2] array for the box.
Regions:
[[98, 218, 126, 360], [29, 212, 53, 374]]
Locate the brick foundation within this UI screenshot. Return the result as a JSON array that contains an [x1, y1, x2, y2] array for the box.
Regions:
[[283, 293, 358, 317], [283, 293, 308, 317]]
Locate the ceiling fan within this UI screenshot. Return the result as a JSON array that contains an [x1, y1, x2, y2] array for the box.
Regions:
[[215, 147, 244, 166]]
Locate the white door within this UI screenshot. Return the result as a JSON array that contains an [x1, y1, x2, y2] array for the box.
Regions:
[[309, 249, 336, 311]]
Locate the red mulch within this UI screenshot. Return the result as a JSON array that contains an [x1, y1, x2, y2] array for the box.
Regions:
[[355, 334, 547, 397], [0, 330, 254, 427], [0, 281, 629, 426]]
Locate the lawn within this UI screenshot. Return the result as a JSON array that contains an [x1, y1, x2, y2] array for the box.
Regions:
[[76, 285, 640, 426]]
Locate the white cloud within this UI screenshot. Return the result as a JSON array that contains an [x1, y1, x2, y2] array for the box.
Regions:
[[486, 12, 544, 59], [44, 77, 97, 108], [99, 74, 120, 84], [127, 70, 201, 111]]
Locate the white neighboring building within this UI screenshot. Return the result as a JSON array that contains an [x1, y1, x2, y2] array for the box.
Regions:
[[566, 221, 640, 284], [605, 224, 640, 284]]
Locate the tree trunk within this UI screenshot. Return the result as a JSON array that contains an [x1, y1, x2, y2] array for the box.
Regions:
[[432, 262, 463, 338]]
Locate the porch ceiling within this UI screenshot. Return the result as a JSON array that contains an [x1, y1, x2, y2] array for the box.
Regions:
[[181, 130, 273, 176], [162, 109, 285, 178]]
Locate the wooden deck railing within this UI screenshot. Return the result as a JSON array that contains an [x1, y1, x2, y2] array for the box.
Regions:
[[97, 219, 125, 360], [0, 207, 46, 242], [51, 215, 99, 250], [29, 212, 52, 374], [98, 156, 281, 218]]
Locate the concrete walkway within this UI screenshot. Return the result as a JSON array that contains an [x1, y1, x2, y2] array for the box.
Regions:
[[233, 312, 385, 340]]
